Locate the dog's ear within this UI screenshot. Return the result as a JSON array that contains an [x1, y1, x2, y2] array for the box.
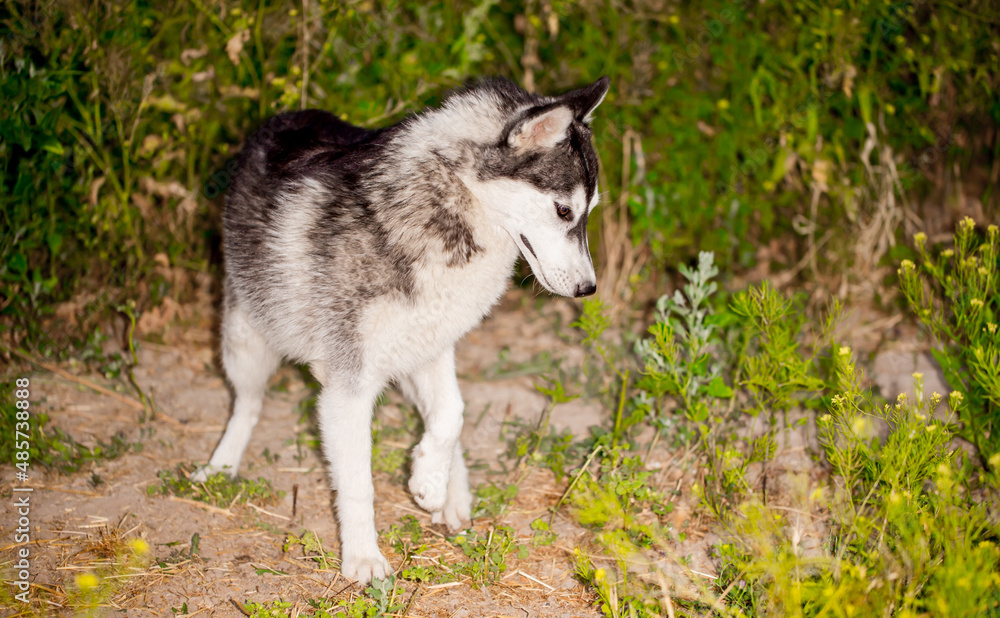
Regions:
[[560, 76, 610, 124], [504, 77, 610, 150], [506, 104, 575, 151]]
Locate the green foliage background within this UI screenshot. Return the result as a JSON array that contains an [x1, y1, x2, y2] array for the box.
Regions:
[[2, 0, 999, 343]]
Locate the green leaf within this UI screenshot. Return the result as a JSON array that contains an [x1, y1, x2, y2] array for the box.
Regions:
[[704, 376, 734, 399], [770, 148, 789, 184], [46, 231, 63, 255], [535, 380, 578, 404], [41, 139, 65, 155], [7, 253, 27, 275], [806, 106, 818, 144], [637, 371, 679, 397], [689, 401, 710, 422], [254, 566, 288, 576], [857, 84, 873, 126], [572, 297, 611, 344], [690, 353, 711, 376], [931, 348, 964, 393]]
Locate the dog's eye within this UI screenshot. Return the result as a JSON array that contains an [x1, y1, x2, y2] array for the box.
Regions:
[[555, 203, 572, 221]]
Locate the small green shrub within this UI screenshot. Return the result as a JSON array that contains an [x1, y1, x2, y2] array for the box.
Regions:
[[529, 518, 557, 547], [471, 482, 518, 519], [719, 356, 1000, 617], [284, 530, 339, 571], [382, 515, 443, 583], [636, 253, 828, 514], [449, 526, 527, 587], [570, 451, 671, 546], [636, 251, 730, 427], [243, 577, 404, 618], [899, 218, 1000, 461], [148, 465, 284, 507]]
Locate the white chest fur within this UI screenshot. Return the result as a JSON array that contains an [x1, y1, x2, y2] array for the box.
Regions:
[[359, 225, 518, 382]]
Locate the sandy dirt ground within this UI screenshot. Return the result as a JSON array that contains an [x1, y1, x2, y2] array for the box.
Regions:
[[1, 286, 940, 617]]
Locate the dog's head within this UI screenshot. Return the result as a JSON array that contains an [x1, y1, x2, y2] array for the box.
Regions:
[[469, 77, 610, 298]]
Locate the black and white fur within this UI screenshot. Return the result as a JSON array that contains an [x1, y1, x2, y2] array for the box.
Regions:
[[194, 76, 610, 583]]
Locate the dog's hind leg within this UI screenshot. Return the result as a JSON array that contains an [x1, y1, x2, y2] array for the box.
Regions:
[[193, 303, 280, 481], [316, 376, 390, 584], [399, 347, 472, 530]]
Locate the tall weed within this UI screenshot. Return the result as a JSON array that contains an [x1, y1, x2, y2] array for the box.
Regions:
[[899, 218, 1000, 461]]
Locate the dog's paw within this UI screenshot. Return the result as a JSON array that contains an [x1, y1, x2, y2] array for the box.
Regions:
[[190, 463, 236, 483], [430, 469, 472, 530], [430, 493, 471, 530], [409, 444, 450, 512], [341, 550, 391, 585]]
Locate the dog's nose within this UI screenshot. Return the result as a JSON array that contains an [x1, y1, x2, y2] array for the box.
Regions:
[[574, 282, 597, 297]]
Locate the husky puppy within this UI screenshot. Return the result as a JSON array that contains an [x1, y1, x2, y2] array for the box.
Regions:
[[195, 76, 610, 583]]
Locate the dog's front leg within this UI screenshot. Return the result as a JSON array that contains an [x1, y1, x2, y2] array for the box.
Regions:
[[399, 347, 472, 529], [317, 380, 390, 584]]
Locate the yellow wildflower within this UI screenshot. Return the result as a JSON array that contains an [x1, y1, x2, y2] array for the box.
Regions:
[[76, 572, 99, 591], [129, 538, 151, 556]]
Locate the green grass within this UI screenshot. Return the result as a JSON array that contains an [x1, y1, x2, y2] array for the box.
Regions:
[[284, 530, 340, 571], [1, 380, 139, 474], [243, 577, 406, 618], [448, 525, 528, 587], [148, 465, 284, 507], [470, 481, 518, 519]]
